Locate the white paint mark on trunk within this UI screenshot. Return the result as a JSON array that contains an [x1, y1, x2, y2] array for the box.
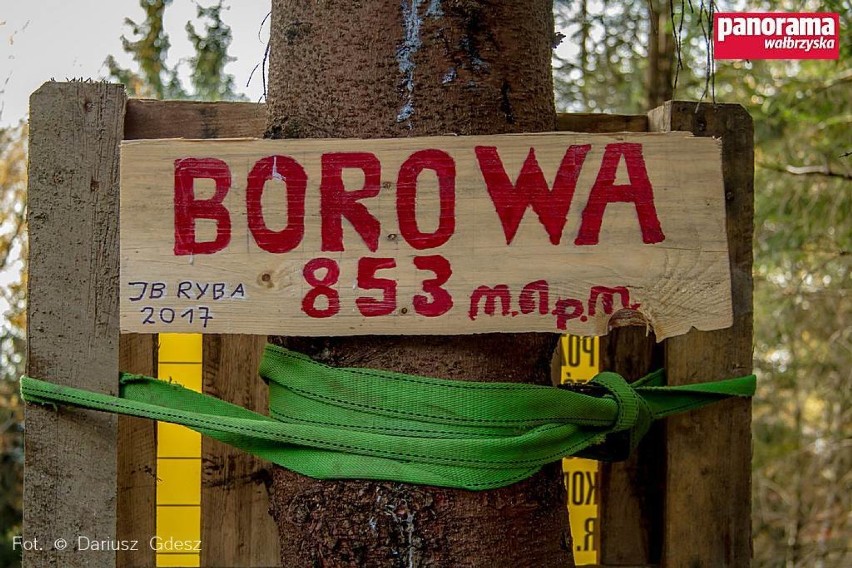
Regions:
[[404, 511, 416, 568], [396, 1, 445, 124], [396, 0, 425, 125], [426, 0, 443, 17]]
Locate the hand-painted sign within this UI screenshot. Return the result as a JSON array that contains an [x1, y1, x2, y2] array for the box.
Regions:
[[120, 132, 730, 339]]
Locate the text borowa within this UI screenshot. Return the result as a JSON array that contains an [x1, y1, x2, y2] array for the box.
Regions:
[[120, 133, 732, 339], [714, 13, 839, 60]]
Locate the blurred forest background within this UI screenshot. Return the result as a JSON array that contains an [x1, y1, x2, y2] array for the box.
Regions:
[[1, 1, 849, 566]]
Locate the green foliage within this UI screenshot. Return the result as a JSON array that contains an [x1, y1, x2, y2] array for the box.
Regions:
[[553, 1, 850, 565], [746, 59, 850, 567], [0, 121, 26, 568], [553, 0, 715, 112], [717, 4, 850, 564], [554, 0, 649, 112], [105, 0, 183, 99], [186, 3, 242, 101], [0, 123, 27, 385], [107, 0, 246, 101]]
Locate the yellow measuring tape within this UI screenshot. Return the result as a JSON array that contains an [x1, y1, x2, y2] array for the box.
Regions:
[[156, 334, 202, 568]]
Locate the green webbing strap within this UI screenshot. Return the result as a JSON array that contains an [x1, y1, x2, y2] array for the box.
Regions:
[[20, 344, 755, 490]]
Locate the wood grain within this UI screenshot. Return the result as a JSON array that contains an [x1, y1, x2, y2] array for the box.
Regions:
[[649, 101, 754, 567], [25, 81, 125, 567], [120, 132, 731, 340], [117, 334, 158, 568], [599, 327, 665, 565], [201, 335, 280, 567], [126, 98, 278, 567], [124, 99, 267, 140], [568, 107, 668, 567], [557, 113, 648, 134]]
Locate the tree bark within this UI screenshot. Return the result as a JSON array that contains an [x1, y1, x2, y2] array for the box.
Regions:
[[265, 1, 571, 566]]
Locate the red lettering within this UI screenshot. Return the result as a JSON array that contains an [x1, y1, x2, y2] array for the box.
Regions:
[[174, 158, 232, 255], [519, 280, 550, 315], [356, 258, 397, 317], [302, 258, 341, 318], [574, 143, 665, 245], [469, 285, 511, 320], [246, 156, 307, 253], [587, 286, 638, 316], [552, 297, 584, 330], [413, 255, 453, 317], [396, 149, 456, 250], [320, 152, 381, 252], [475, 145, 591, 245]]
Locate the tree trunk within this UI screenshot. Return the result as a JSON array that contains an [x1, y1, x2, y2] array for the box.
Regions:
[[265, 1, 572, 566], [646, 0, 674, 109]]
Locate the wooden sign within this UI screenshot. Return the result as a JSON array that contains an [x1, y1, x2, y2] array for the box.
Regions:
[[120, 132, 731, 340]]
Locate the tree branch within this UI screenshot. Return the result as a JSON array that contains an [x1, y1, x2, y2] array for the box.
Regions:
[[759, 162, 852, 181]]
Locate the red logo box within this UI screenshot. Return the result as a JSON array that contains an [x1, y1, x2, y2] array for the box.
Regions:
[[714, 13, 840, 60]]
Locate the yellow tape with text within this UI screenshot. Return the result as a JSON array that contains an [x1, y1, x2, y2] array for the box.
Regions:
[[561, 335, 600, 565]]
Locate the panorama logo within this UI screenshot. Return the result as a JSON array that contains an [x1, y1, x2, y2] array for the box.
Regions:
[[714, 13, 840, 60]]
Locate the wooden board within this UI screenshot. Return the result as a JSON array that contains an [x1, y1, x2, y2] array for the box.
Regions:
[[125, 98, 281, 567], [651, 102, 754, 567], [599, 327, 664, 565], [25, 81, 125, 567], [120, 132, 731, 340], [201, 335, 281, 567], [557, 113, 648, 134], [117, 333, 158, 568], [124, 99, 267, 140]]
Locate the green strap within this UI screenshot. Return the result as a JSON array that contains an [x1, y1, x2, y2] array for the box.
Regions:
[[20, 344, 755, 490]]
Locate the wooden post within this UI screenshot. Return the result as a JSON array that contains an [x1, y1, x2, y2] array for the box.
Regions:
[[117, 333, 158, 568], [556, 111, 667, 565], [122, 99, 280, 567], [649, 101, 754, 566], [25, 82, 126, 567], [599, 327, 665, 565], [201, 335, 280, 567]]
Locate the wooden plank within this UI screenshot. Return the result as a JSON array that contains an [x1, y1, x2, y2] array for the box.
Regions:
[[117, 334, 158, 568], [649, 101, 754, 566], [201, 335, 280, 567], [119, 132, 731, 339], [25, 81, 126, 567], [125, 97, 279, 567], [599, 327, 664, 565], [558, 106, 657, 567], [125, 103, 640, 140], [557, 113, 648, 134], [124, 99, 267, 140]]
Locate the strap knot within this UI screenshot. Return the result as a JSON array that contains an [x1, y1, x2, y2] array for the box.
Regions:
[[589, 372, 641, 433], [573, 372, 654, 462]]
